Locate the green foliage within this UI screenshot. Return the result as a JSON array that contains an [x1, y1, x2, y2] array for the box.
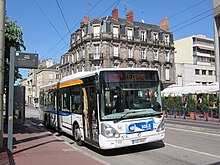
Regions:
[[175, 96, 183, 111], [187, 94, 196, 112], [4, 16, 26, 87], [200, 94, 209, 113], [164, 95, 175, 110]]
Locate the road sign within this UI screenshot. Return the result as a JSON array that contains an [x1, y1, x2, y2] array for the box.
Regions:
[[15, 52, 38, 69]]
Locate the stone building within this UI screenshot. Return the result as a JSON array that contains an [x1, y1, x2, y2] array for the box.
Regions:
[[59, 8, 175, 87]]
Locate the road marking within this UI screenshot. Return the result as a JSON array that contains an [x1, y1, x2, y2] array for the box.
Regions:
[[165, 143, 220, 159], [165, 127, 220, 137]]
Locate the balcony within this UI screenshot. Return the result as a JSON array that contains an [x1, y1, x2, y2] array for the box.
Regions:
[[89, 53, 103, 61]]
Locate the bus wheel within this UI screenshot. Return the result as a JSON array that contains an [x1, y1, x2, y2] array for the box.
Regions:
[[73, 124, 83, 146]]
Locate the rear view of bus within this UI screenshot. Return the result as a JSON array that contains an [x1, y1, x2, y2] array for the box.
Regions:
[[98, 68, 165, 149]]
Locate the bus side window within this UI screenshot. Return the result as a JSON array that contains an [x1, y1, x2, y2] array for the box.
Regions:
[[72, 94, 81, 114], [62, 92, 70, 111]]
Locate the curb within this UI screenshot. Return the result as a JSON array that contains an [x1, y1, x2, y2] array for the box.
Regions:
[[165, 123, 220, 135]]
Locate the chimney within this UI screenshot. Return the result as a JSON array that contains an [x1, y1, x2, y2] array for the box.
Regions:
[[126, 11, 134, 24], [112, 8, 118, 21], [84, 15, 89, 24], [160, 17, 169, 31]]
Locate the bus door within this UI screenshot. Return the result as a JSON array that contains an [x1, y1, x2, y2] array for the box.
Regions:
[[83, 86, 98, 143], [60, 90, 72, 133]]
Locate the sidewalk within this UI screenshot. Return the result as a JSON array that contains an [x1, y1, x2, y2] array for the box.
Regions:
[[0, 106, 104, 165]]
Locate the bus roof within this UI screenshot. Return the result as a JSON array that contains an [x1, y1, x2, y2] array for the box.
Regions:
[[40, 68, 158, 89]]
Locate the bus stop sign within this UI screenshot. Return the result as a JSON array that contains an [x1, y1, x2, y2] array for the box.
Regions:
[[15, 52, 38, 69]]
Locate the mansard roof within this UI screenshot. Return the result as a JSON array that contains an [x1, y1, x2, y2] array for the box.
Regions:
[[100, 16, 169, 33]]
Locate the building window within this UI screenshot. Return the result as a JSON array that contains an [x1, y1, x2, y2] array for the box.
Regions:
[[93, 26, 100, 38], [164, 35, 170, 46], [113, 26, 119, 38], [127, 29, 133, 40], [165, 68, 170, 80], [113, 63, 120, 68], [56, 74, 59, 79], [165, 51, 170, 62], [82, 48, 85, 58], [141, 31, 146, 41], [202, 70, 206, 75], [128, 64, 133, 68], [141, 48, 146, 59], [153, 32, 158, 42], [82, 29, 85, 37], [76, 50, 79, 61], [154, 49, 159, 60], [209, 70, 213, 76], [94, 63, 101, 70], [195, 69, 200, 75], [93, 44, 100, 59], [128, 47, 133, 58], [113, 45, 119, 57]]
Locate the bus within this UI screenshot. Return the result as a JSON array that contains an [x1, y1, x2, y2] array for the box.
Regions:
[[39, 68, 165, 149]]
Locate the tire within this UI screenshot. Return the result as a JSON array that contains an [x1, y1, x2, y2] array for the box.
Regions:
[[73, 124, 83, 146]]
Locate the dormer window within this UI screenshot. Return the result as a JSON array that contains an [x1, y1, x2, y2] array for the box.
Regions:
[[82, 28, 85, 37], [127, 29, 133, 40], [141, 31, 146, 41], [113, 26, 119, 38], [165, 34, 170, 46], [153, 32, 158, 42], [93, 25, 100, 38]]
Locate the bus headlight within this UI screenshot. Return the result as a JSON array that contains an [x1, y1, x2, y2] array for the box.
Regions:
[[156, 118, 165, 132], [101, 123, 119, 138]]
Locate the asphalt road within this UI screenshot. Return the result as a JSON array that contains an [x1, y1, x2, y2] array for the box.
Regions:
[[26, 105, 220, 165]]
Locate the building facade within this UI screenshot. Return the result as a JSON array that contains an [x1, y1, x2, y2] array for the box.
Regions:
[[213, 0, 220, 87], [174, 35, 216, 86], [59, 8, 175, 88], [25, 59, 59, 105]]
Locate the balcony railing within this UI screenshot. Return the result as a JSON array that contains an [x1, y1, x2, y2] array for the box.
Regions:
[[89, 53, 103, 60]]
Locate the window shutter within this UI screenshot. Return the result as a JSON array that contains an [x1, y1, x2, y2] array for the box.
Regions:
[[120, 25, 125, 35], [170, 34, 173, 43], [106, 22, 111, 33], [147, 30, 151, 40], [134, 27, 138, 37]]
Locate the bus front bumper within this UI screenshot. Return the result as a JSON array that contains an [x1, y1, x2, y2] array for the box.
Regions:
[[99, 130, 165, 150]]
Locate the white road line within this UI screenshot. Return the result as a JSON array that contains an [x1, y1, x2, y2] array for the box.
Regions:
[[165, 143, 220, 159], [165, 126, 220, 137]]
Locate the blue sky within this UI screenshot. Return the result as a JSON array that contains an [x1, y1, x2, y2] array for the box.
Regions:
[[7, 0, 213, 78]]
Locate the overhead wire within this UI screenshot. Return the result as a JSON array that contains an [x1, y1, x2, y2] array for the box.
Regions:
[[43, 0, 103, 59], [168, 0, 209, 19], [98, 0, 121, 18], [55, 0, 72, 35], [33, 0, 69, 48], [170, 8, 212, 30]]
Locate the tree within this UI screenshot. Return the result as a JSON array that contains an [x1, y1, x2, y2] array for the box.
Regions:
[[4, 16, 26, 114]]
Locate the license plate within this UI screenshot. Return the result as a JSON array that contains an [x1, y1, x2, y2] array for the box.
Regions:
[[132, 138, 145, 144]]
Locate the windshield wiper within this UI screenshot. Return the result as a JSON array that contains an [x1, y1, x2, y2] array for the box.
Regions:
[[114, 111, 137, 123]]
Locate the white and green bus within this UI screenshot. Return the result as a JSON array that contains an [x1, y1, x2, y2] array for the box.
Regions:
[[39, 68, 165, 149]]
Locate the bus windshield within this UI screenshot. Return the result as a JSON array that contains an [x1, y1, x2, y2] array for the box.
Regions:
[[100, 70, 162, 121]]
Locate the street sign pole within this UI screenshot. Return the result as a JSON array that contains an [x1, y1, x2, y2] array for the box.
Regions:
[[7, 47, 15, 153]]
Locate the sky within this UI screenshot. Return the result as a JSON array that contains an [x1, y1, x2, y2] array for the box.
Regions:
[[6, 0, 214, 78]]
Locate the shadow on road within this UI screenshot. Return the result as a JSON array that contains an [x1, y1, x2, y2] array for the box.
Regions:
[[85, 140, 165, 156]]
